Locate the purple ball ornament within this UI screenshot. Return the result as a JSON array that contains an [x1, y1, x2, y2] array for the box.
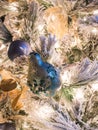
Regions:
[[8, 40, 32, 60]]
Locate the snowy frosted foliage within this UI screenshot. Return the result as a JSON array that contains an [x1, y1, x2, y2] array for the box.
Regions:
[[60, 58, 98, 86]]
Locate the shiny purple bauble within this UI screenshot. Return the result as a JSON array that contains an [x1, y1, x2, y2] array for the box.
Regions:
[[8, 40, 32, 60]]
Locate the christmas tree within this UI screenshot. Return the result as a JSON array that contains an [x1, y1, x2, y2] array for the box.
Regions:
[[0, 0, 98, 129]]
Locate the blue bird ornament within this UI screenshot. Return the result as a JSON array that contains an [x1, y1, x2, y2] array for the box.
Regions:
[[27, 51, 61, 96]]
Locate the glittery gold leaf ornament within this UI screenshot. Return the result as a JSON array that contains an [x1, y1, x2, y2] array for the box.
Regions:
[[0, 69, 28, 111], [8, 0, 18, 2], [8, 82, 28, 111], [44, 6, 68, 39], [0, 69, 17, 92]]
